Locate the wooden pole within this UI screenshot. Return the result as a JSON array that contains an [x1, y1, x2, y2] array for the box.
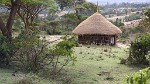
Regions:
[[114, 35, 116, 45]]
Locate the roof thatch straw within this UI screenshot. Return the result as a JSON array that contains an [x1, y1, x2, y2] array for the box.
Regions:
[[72, 12, 122, 35]]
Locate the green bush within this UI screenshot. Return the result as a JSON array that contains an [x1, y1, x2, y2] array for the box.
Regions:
[[124, 67, 150, 84], [11, 32, 49, 73], [12, 33, 76, 75], [49, 36, 76, 77], [127, 33, 150, 65], [0, 35, 13, 67]]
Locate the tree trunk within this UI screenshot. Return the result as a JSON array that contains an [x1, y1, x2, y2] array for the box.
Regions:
[[24, 20, 30, 35], [6, 0, 21, 38], [0, 0, 21, 38], [75, 9, 81, 21]]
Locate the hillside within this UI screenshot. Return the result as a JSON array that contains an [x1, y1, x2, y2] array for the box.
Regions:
[[87, 0, 150, 4]]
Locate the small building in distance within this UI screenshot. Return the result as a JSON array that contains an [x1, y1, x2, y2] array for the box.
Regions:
[[72, 12, 122, 45]]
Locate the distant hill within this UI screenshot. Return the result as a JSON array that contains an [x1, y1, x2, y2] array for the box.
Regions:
[[86, 0, 150, 5]]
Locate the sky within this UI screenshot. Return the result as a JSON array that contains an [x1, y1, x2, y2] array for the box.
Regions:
[[86, 0, 150, 5]]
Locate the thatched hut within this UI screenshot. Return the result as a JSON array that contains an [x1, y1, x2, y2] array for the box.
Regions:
[[72, 12, 122, 45]]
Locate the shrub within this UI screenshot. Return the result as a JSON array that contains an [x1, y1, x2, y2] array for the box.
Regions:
[[145, 51, 150, 66], [11, 33, 49, 73], [124, 67, 150, 84], [0, 35, 13, 67], [120, 58, 127, 64], [12, 33, 76, 76], [49, 36, 76, 77], [127, 33, 150, 65]]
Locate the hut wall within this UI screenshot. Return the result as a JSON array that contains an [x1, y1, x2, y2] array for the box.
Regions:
[[78, 35, 116, 45]]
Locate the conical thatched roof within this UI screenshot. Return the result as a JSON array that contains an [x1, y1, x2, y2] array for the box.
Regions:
[[72, 12, 122, 35]]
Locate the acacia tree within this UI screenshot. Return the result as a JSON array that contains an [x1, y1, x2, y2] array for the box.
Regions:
[[62, 13, 81, 32], [17, 0, 55, 35], [0, 0, 55, 38], [0, 0, 55, 66], [53, 0, 98, 34], [55, 0, 73, 10], [46, 19, 62, 35]]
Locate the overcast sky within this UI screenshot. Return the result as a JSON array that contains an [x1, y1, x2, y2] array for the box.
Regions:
[[86, 0, 150, 5]]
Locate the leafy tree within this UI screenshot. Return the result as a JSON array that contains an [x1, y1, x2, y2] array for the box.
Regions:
[[17, 0, 55, 35], [55, 0, 86, 19], [0, 0, 21, 66], [74, 0, 99, 21], [72, 0, 85, 21], [55, 0, 73, 10], [62, 13, 80, 31], [0, 0, 55, 38], [55, 0, 85, 10], [82, 2, 97, 16], [45, 0, 96, 35], [53, 0, 98, 34], [46, 19, 62, 35], [0, 0, 56, 67]]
